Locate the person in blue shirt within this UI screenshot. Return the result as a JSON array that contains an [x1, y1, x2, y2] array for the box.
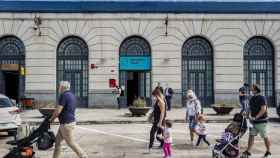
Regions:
[[50, 81, 87, 158], [164, 84, 174, 111], [242, 84, 271, 158]]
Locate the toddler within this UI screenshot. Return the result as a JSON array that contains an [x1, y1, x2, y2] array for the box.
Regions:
[[163, 120, 173, 158], [195, 115, 210, 147]]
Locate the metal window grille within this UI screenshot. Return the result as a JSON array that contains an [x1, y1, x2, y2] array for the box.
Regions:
[[57, 36, 89, 107], [0, 36, 25, 65], [119, 36, 151, 56], [244, 36, 275, 106], [182, 36, 214, 107]]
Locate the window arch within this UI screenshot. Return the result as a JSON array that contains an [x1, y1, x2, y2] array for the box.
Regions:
[[244, 36, 275, 106], [0, 36, 25, 65], [57, 36, 88, 58], [119, 36, 151, 56], [182, 36, 214, 106], [57, 36, 89, 107]]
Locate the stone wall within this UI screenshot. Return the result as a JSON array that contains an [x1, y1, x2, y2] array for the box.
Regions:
[[0, 13, 279, 107]]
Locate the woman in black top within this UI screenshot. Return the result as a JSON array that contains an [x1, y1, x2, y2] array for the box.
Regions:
[[149, 87, 166, 150]]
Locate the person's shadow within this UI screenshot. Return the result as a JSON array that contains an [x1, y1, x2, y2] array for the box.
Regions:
[[173, 143, 194, 150]]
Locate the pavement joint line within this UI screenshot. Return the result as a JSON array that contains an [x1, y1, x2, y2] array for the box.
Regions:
[[76, 126, 149, 143]]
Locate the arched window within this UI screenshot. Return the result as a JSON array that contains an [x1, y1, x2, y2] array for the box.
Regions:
[[119, 36, 151, 56], [244, 36, 275, 106], [0, 36, 25, 65], [182, 36, 214, 106], [57, 36, 89, 107]]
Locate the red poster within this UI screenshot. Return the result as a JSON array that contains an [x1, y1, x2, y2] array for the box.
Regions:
[[109, 79, 116, 88]]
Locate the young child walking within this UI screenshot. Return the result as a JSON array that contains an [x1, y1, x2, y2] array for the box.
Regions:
[[195, 115, 211, 147], [163, 120, 173, 158]]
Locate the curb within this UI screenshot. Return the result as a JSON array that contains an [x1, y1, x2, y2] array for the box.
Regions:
[[23, 117, 279, 126]]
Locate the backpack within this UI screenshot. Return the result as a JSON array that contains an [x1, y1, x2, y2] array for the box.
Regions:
[[37, 131, 55, 150], [168, 88, 174, 95]]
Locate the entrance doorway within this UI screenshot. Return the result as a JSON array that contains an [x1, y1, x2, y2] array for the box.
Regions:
[[119, 36, 152, 107], [0, 71, 20, 101], [127, 72, 139, 106], [4, 71, 19, 101], [120, 71, 151, 107]]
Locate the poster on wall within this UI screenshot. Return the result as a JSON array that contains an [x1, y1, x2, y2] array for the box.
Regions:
[[109, 79, 116, 88], [119, 56, 151, 71]]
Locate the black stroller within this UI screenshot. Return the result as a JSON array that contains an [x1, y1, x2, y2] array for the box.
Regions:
[[4, 116, 55, 158], [212, 113, 248, 158]]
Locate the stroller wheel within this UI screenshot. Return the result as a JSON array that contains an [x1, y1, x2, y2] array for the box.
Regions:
[[212, 150, 218, 158]]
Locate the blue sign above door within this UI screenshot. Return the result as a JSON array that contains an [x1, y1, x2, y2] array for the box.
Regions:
[[119, 56, 151, 71]]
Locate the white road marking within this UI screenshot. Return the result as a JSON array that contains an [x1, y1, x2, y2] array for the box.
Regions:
[[77, 126, 149, 143]]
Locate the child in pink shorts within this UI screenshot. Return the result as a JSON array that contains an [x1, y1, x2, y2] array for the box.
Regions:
[[163, 120, 173, 158]]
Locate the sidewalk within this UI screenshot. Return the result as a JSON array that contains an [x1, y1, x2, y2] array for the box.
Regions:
[[21, 107, 280, 125]]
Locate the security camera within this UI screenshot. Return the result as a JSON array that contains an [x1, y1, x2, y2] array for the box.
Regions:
[[33, 26, 38, 30]]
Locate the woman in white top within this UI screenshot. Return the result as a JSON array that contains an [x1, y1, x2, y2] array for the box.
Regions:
[[185, 90, 202, 145]]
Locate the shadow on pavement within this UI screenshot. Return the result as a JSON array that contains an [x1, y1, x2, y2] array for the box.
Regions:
[[173, 143, 195, 150]]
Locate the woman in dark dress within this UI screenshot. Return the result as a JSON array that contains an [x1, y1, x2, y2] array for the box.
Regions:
[[148, 87, 167, 150]]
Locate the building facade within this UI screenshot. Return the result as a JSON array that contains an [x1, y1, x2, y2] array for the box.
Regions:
[[0, 1, 280, 107]]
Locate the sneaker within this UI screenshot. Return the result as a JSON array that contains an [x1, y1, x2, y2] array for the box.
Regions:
[[264, 151, 271, 158], [241, 151, 251, 158]]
